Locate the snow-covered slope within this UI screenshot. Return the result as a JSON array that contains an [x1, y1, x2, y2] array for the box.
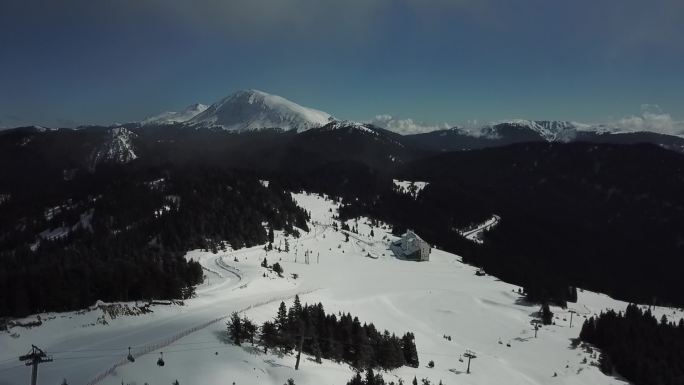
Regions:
[[141, 103, 208, 125], [3, 192, 682, 385], [89, 127, 137, 169], [188, 89, 333, 132]]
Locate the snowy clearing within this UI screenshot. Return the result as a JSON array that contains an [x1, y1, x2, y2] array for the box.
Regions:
[[393, 180, 429, 198]]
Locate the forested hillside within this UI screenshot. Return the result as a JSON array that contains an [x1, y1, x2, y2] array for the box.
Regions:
[[0, 165, 309, 317], [340, 142, 684, 307]]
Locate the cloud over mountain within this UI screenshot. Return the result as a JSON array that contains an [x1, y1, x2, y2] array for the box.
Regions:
[[367, 115, 451, 135]]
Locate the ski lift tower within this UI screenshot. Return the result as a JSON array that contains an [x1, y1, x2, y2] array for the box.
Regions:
[[569, 309, 577, 328], [19, 345, 53, 385], [463, 349, 477, 374]]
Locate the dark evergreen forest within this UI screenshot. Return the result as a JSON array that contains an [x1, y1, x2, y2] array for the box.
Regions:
[[580, 304, 684, 385], [0, 165, 309, 317]]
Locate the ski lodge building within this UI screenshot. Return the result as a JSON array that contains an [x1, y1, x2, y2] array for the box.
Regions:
[[391, 230, 431, 261]]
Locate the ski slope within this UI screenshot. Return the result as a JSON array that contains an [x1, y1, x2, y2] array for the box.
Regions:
[[2, 192, 683, 385]]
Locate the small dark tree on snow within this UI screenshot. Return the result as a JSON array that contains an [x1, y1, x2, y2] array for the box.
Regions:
[[412, 376, 418, 385], [261, 258, 269, 268], [292, 295, 303, 316], [61, 379, 68, 385], [285, 379, 295, 385], [276, 301, 288, 331], [227, 312, 242, 345], [172, 381, 180, 385], [272, 262, 284, 277], [370, 229, 374, 237], [428, 360, 435, 368]]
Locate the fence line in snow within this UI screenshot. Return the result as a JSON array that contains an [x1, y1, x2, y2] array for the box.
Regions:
[[84, 288, 319, 385]]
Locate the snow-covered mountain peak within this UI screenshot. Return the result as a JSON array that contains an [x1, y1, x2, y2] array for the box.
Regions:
[[188, 89, 333, 132], [89, 127, 137, 170], [141, 103, 208, 126]]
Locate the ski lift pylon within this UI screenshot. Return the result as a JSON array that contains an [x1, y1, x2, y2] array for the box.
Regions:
[[127, 346, 135, 362]]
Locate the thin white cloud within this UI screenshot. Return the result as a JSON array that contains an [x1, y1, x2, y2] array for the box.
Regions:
[[366, 115, 451, 135], [610, 105, 684, 136]]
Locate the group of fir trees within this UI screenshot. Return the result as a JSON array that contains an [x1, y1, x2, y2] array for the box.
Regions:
[[227, 296, 419, 370], [346, 370, 444, 385], [579, 303, 684, 385]]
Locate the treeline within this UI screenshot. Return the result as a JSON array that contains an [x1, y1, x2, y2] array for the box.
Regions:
[[227, 296, 419, 370], [0, 165, 309, 317], [580, 304, 684, 385]]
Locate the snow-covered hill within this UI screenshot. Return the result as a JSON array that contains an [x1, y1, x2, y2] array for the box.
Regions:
[[89, 127, 137, 169], [188, 89, 333, 132], [3, 191, 682, 385], [141, 103, 208, 125]]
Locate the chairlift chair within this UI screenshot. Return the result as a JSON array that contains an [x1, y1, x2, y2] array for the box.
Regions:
[[157, 352, 165, 367]]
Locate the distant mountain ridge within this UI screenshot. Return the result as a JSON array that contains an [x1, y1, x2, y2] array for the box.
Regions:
[[405, 120, 684, 153]]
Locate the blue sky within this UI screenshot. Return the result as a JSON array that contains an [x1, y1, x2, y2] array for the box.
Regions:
[[1, 0, 683, 131]]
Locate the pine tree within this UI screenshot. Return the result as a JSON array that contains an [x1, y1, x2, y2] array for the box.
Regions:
[[346, 372, 364, 385], [228, 312, 242, 345], [292, 295, 303, 316], [366, 368, 376, 385], [402, 332, 419, 368], [261, 258, 269, 268], [260, 321, 278, 353], [276, 301, 288, 331], [242, 317, 257, 345], [541, 303, 553, 325]]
